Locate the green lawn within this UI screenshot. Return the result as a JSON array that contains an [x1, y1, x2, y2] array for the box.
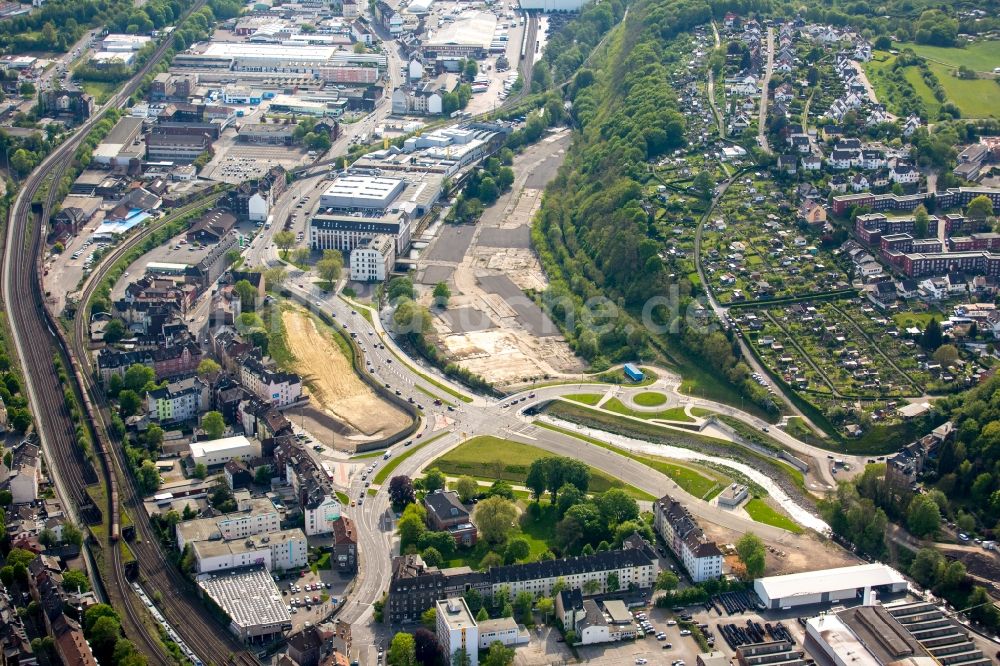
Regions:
[[335, 491, 350, 505], [534, 422, 727, 500], [372, 431, 450, 484], [744, 498, 802, 533], [80, 80, 117, 105], [601, 397, 694, 423], [691, 407, 712, 417], [894, 40, 1000, 72], [892, 310, 945, 330], [901, 66, 941, 117], [565, 393, 603, 406], [431, 436, 655, 500], [633, 391, 668, 407], [595, 366, 658, 387], [926, 61, 1000, 119]]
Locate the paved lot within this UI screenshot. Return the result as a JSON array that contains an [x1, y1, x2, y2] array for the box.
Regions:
[[416, 265, 454, 285], [439, 306, 495, 333], [478, 225, 531, 248], [423, 224, 476, 263], [478, 274, 559, 337]]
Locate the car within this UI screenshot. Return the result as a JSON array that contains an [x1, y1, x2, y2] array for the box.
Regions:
[[656, 634, 667, 641], [635, 659, 647, 665], [666, 620, 677, 626], [313, 596, 320, 604], [679, 629, 692, 636], [416, 433, 423, 438], [958, 533, 970, 541]]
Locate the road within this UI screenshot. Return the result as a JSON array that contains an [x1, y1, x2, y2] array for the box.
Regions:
[[757, 27, 774, 154]]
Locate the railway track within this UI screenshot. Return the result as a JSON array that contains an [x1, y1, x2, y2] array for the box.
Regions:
[[0, 1, 260, 662]]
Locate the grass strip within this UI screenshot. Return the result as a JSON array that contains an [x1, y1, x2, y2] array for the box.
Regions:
[[535, 422, 727, 500], [373, 431, 451, 484], [743, 498, 803, 533]]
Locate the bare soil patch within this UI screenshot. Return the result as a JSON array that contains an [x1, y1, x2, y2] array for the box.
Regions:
[[282, 310, 410, 439]]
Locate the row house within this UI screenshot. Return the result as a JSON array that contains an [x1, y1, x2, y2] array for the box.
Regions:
[[96, 341, 203, 382], [652, 494, 724, 582]]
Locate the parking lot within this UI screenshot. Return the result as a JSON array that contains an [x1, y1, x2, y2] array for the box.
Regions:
[[278, 568, 351, 633]]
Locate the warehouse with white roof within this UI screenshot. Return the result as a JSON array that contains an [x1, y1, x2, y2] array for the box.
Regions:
[[189, 435, 261, 467], [754, 563, 908, 610], [319, 174, 406, 210]]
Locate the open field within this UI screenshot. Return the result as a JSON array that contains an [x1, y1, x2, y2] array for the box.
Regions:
[[564, 393, 602, 406], [282, 309, 410, 438], [432, 435, 654, 499], [926, 61, 1000, 119], [894, 40, 1000, 72], [744, 498, 803, 533]]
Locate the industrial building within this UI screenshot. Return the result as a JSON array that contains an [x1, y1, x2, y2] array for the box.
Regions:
[[189, 435, 262, 468], [422, 11, 497, 59], [197, 567, 291, 642], [319, 174, 406, 210], [754, 563, 908, 610], [805, 600, 992, 666]]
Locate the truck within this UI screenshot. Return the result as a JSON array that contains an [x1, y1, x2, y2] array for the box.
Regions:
[[264, 215, 273, 229], [983, 540, 996, 551]]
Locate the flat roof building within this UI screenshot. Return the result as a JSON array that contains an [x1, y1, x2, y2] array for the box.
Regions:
[[190, 435, 262, 468], [755, 563, 908, 610], [197, 567, 291, 642], [320, 174, 406, 210], [436, 598, 478, 666]]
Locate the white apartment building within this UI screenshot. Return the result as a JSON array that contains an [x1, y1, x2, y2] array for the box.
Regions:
[[304, 494, 342, 536], [146, 376, 207, 424], [190, 435, 262, 468], [653, 494, 724, 582], [239, 357, 302, 407], [349, 234, 395, 282], [176, 496, 280, 550], [436, 598, 479, 666]]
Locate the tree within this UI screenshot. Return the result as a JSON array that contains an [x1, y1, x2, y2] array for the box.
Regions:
[[909, 547, 943, 587], [932, 344, 959, 366], [103, 319, 126, 344], [10, 149, 35, 177], [433, 281, 451, 308], [118, 389, 141, 417], [606, 571, 620, 592], [966, 194, 994, 222], [455, 475, 478, 503], [907, 494, 941, 537], [478, 177, 499, 204], [496, 167, 514, 191], [388, 475, 416, 509], [582, 579, 601, 595], [693, 171, 715, 200], [201, 411, 225, 439], [233, 280, 258, 311], [62, 570, 90, 593], [921, 318, 943, 351], [475, 496, 518, 545], [736, 533, 766, 578], [62, 522, 82, 546], [192, 463, 208, 480], [420, 606, 437, 631], [254, 465, 272, 485], [555, 483, 584, 517], [463, 58, 478, 80], [481, 640, 515, 666], [476, 606, 489, 621], [413, 628, 443, 666], [39, 528, 57, 548], [274, 230, 296, 255], [398, 503, 427, 547], [422, 468, 446, 492], [525, 459, 548, 500], [452, 649, 472, 666], [88, 616, 122, 664], [503, 537, 530, 564], [656, 570, 679, 590], [19, 81, 35, 96], [264, 266, 286, 289], [123, 364, 155, 392], [197, 358, 221, 379], [421, 547, 443, 567], [913, 205, 929, 238], [316, 249, 343, 286], [387, 632, 417, 666], [595, 489, 639, 526], [136, 460, 161, 493], [479, 551, 503, 570]]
